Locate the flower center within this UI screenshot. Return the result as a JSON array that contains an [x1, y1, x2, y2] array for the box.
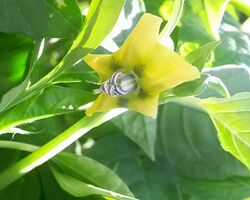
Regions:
[[100, 72, 137, 96]]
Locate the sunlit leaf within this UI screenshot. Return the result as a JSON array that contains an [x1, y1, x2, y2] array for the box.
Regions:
[[0, 86, 95, 133], [66, 0, 126, 63], [167, 74, 209, 97], [52, 167, 136, 200], [185, 41, 220, 71], [201, 65, 250, 97], [0, 109, 126, 190], [52, 152, 135, 198], [203, 93, 250, 169], [159, 102, 250, 180], [179, 0, 229, 43], [0, 0, 82, 39], [213, 14, 250, 67], [0, 140, 134, 199]]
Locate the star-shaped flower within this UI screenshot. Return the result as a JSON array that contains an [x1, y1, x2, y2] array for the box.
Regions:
[[84, 13, 200, 118]]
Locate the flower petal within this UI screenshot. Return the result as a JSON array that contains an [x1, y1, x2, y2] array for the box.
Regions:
[[113, 13, 163, 70], [127, 94, 159, 118], [86, 94, 118, 116], [141, 43, 200, 94], [84, 54, 114, 81]]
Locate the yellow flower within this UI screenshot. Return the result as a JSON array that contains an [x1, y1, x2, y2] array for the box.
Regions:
[[84, 13, 200, 118]]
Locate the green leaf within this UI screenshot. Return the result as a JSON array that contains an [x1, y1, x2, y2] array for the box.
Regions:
[[0, 78, 29, 112], [213, 14, 250, 67], [179, 0, 229, 43], [185, 41, 220, 71], [39, 166, 79, 200], [179, 177, 250, 200], [202, 75, 230, 98], [95, 0, 145, 53], [0, 0, 82, 39], [84, 133, 178, 200], [143, 0, 164, 16], [52, 153, 135, 198], [29, 38, 74, 84], [0, 39, 44, 112], [65, 0, 126, 63], [0, 0, 127, 189], [0, 141, 134, 199], [0, 109, 126, 190], [0, 86, 95, 133], [83, 115, 250, 200], [166, 41, 220, 97], [51, 167, 136, 200], [158, 102, 250, 180], [167, 73, 230, 99], [79, 0, 125, 50], [9, 0, 126, 110], [203, 92, 250, 169], [113, 111, 157, 160], [0, 171, 41, 200], [167, 74, 209, 97], [171, 63, 250, 100], [0, 33, 34, 96], [201, 65, 250, 97], [53, 61, 99, 85]]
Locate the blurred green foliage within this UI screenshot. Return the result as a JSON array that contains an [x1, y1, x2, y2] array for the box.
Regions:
[[0, 0, 250, 199]]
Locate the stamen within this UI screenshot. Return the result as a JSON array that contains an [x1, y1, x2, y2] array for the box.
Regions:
[[119, 74, 137, 93], [100, 72, 137, 96]]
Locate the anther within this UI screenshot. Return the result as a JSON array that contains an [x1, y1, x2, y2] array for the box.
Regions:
[[100, 72, 137, 96]]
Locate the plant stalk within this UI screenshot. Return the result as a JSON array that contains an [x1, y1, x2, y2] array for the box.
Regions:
[[0, 109, 126, 190], [159, 0, 185, 40]]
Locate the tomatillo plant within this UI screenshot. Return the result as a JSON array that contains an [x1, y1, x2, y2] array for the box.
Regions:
[[1, 0, 250, 199]]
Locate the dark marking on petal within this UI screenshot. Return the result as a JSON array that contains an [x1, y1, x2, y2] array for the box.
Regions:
[[111, 57, 123, 71], [138, 89, 150, 99], [118, 97, 129, 107], [133, 65, 146, 77]]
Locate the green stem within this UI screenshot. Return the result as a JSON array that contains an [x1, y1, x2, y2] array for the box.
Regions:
[[17, 57, 71, 102], [4, 52, 76, 112], [0, 109, 126, 190], [0, 141, 38, 152], [205, 76, 231, 98], [159, 0, 185, 40], [26, 51, 78, 93]]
